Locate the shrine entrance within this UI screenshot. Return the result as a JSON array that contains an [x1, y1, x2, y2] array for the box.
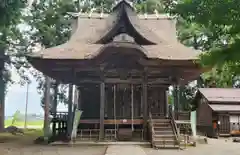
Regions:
[[148, 87, 168, 119], [105, 83, 143, 141]]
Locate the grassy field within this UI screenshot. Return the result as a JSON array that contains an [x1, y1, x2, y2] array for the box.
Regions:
[[0, 128, 43, 144], [4, 119, 44, 128], [1, 120, 44, 144]]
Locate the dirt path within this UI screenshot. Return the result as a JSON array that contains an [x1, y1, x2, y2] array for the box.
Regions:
[[143, 138, 240, 155], [0, 143, 107, 155], [1, 137, 240, 155], [106, 145, 146, 155]]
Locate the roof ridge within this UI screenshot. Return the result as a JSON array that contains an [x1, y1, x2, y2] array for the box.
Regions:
[[78, 13, 172, 20]]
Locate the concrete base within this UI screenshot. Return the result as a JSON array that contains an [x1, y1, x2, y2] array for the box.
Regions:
[[194, 136, 208, 144], [51, 141, 151, 146]]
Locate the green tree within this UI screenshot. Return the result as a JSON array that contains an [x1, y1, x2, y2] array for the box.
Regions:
[[134, 0, 165, 13], [0, 0, 29, 131], [164, 0, 240, 110], [170, 0, 240, 76], [27, 0, 79, 107]]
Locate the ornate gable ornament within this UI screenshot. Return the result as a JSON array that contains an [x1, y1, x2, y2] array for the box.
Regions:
[[113, 33, 135, 43]]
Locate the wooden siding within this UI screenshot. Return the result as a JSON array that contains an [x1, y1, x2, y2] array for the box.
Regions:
[[197, 99, 212, 126]]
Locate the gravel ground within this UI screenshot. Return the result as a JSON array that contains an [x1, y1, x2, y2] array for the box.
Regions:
[[143, 138, 240, 155], [1, 138, 240, 155], [0, 144, 107, 155]]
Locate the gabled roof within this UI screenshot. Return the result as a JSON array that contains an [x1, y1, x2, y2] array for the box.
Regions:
[[28, 0, 199, 61], [198, 88, 240, 103]]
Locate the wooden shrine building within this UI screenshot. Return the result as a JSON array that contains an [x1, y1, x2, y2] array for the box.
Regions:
[[27, 0, 204, 146], [194, 88, 240, 137]]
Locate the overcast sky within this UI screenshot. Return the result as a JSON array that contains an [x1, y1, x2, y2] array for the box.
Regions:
[[5, 69, 68, 117]]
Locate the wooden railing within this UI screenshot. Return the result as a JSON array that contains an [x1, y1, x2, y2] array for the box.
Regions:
[[77, 129, 100, 140], [51, 112, 68, 121], [175, 111, 190, 120], [168, 105, 180, 146]]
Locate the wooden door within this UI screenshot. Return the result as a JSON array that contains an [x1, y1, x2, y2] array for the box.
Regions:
[[148, 88, 166, 118], [218, 114, 230, 135]]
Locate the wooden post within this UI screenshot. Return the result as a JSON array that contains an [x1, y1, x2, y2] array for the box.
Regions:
[[166, 90, 169, 118], [131, 84, 134, 131], [43, 76, 51, 143], [173, 85, 179, 120], [67, 84, 73, 138], [77, 86, 81, 110], [113, 84, 117, 139], [142, 80, 148, 139], [73, 85, 79, 107], [99, 82, 105, 140], [52, 82, 58, 112], [52, 81, 58, 137]]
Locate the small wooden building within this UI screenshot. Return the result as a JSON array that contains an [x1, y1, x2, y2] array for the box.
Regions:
[[194, 88, 240, 137], [26, 0, 204, 145]]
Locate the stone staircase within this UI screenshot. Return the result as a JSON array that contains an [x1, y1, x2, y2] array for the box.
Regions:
[[150, 119, 179, 149]]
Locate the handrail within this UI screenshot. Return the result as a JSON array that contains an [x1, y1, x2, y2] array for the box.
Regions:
[[168, 105, 180, 145]]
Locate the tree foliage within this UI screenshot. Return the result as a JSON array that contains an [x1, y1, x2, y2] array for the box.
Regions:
[[170, 0, 240, 74], [0, 0, 28, 131], [27, 0, 79, 107], [163, 0, 240, 110]]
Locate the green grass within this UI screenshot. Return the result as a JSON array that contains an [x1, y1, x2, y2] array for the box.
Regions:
[[4, 119, 44, 128], [0, 129, 43, 144], [1, 120, 44, 144]]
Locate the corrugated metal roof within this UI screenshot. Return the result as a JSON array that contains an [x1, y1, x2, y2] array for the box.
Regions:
[[199, 88, 240, 103], [209, 104, 240, 112]]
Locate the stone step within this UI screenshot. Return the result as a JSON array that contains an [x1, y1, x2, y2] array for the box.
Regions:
[[153, 139, 178, 145], [152, 119, 170, 123], [153, 135, 175, 139], [154, 144, 179, 149], [153, 123, 171, 127], [154, 130, 174, 135], [154, 126, 172, 131]]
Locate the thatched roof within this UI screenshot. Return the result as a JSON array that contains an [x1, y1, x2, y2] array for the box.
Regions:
[[29, 0, 199, 61]]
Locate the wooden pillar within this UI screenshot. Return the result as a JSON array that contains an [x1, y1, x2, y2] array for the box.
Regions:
[[52, 81, 58, 137], [142, 80, 148, 139], [67, 84, 73, 138], [173, 85, 179, 120], [113, 84, 117, 139], [99, 82, 105, 140], [131, 84, 134, 131], [77, 86, 82, 110], [73, 85, 79, 107], [52, 82, 58, 112], [43, 76, 51, 142], [165, 90, 169, 118]]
